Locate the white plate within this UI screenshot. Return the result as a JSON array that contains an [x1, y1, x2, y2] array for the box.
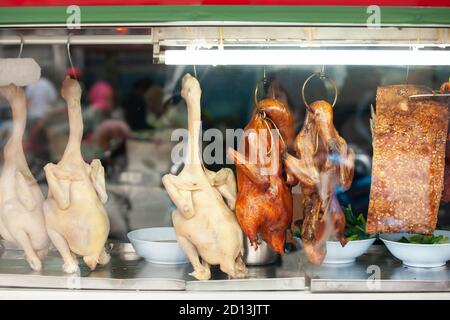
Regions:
[[127, 227, 188, 265], [380, 230, 450, 268], [293, 236, 376, 264]]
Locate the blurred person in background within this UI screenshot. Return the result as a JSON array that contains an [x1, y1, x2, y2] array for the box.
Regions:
[[26, 68, 85, 165], [23, 70, 62, 181], [94, 119, 131, 152], [83, 80, 114, 137], [25, 76, 58, 125], [81, 80, 132, 166]]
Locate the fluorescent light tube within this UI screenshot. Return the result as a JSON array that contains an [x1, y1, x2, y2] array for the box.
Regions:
[[164, 49, 450, 66]]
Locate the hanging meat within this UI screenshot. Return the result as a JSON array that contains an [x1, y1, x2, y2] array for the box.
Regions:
[[285, 100, 355, 265], [0, 84, 49, 271], [367, 85, 449, 234], [43, 77, 110, 273], [228, 98, 310, 255], [162, 73, 247, 281], [440, 81, 450, 202]]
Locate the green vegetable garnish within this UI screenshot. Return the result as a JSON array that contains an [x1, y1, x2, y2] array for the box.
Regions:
[[343, 204, 375, 241], [292, 205, 375, 242], [398, 234, 449, 244]]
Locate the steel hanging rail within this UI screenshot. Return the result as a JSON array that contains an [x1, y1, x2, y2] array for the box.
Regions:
[[0, 35, 153, 45]]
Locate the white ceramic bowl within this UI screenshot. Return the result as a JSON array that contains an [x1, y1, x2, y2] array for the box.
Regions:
[[323, 238, 376, 264], [380, 230, 450, 268], [127, 227, 188, 264], [294, 236, 376, 264]]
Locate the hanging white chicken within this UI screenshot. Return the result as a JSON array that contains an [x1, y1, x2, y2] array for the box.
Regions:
[[162, 73, 247, 280], [43, 77, 110, 273], [0, 84, 49, 271]]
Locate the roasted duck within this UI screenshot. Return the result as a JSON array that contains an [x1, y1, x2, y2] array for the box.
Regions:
[[367, 85, 448, 234], [0, 85, 49, 271], [162, 74, 247, 280], [43, 77, 110, 273], [228, 98, 308, 254], [285, 100, 354, 265]]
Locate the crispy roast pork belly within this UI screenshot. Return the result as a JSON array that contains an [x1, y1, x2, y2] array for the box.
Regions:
[[367, 85, 449, 234]]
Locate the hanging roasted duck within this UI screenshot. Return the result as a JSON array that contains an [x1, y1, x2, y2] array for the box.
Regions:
[[228, 86, 316, 255], [43, 77, 110, 273], [162, 74, 247, 281], [285, 75, 355, 265], [0, 84, 49, 271]]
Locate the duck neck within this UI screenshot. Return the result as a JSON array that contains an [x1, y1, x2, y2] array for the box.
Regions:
[[4, 88, 35, 181], [63, 97, 83, 160], [9, 96, 26, 149], [185, 100, 203, 171]]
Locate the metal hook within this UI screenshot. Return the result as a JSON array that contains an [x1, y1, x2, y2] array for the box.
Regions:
[[405, 64, 410, 85], [257, 110, 267, 119], [301, 71, 338, 111], [265, 115, 286, 151], [17, 34, 24, 58], [257, 110, 287, 157], [67, 33, 77, 80], [254, 66, 275, 106], [254, 79, 276, 106], [193, 64, 198, 79], [409, 88, 450, 100], [405, 45, 412, 86], [319, 65, 325, 79]]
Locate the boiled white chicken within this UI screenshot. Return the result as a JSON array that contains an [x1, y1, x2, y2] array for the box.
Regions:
[[162, 73, 247, 280], [43, 77, 110, 273], [0, 84, 49, 271]]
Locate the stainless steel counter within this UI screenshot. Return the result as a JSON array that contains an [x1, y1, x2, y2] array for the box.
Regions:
[[307, 246, 450, 293], [186, 252, 305, 291], [0, 241, 305, 291], [0, 242, 187, 291], [0, 241, 448, 293]]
